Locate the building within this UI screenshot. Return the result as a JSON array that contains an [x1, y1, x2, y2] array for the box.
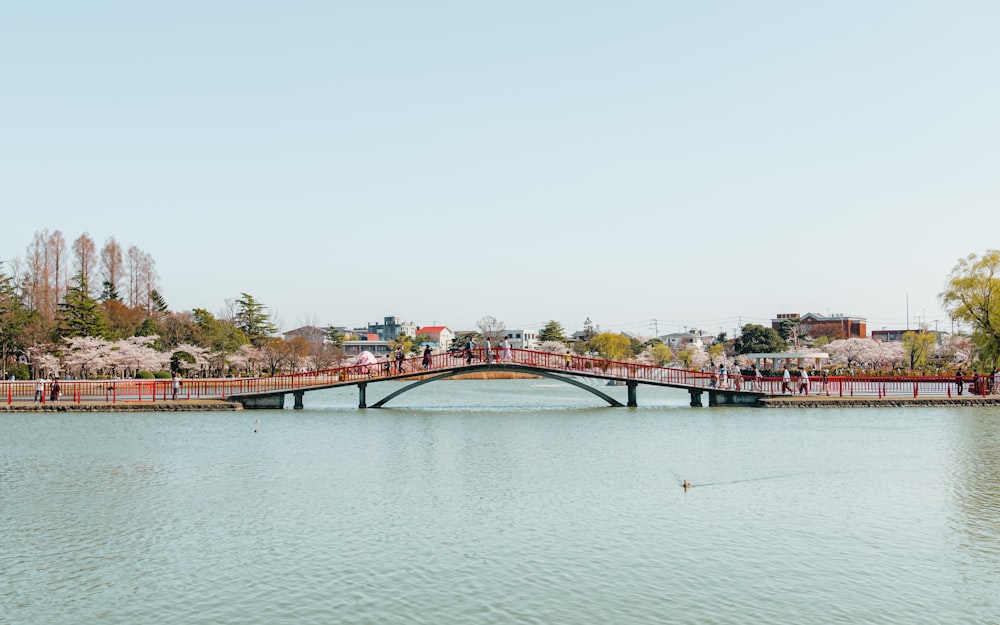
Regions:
[[367, 316, 416, 342], [658, 330, 705, 350], [343, 335, 391, 357], [282, 325, 327, 348], [506, 329, 539, 350], [772, 312, 867, 339], [416, 326, 455, 350]]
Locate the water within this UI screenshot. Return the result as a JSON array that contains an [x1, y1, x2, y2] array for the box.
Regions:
[[2, 380, 999, 624]]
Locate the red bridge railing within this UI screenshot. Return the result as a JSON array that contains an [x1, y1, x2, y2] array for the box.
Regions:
[[1, 348, 993, 404]]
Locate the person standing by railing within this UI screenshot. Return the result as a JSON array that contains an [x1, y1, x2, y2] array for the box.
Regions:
[[501, 335, 512, 362], [955, 369, 964, 396], [172, 372, 182, 400], [34, 377, 45, 403]]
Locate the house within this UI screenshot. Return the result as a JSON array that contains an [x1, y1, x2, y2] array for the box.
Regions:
[[505, 329, 539, 350], [772, 312, 867, 339], [658, 330, 705, 350], [367, 316, 416, 341], [282, 325, 327, 348], [416, 326, 455, 350]]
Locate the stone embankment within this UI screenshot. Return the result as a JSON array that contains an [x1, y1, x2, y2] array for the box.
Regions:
[[760, 396, 1000, 408], [1, 401, 243, 412]]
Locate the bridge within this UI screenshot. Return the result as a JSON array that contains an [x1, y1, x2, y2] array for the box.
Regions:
[[2, 348, 983, 409]]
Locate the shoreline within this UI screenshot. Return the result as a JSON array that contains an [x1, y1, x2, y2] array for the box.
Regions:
[[1, 400, 243, 412], [758, 395, 1000, 408]]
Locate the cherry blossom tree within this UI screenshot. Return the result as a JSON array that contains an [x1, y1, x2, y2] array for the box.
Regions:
[[62, 336, 114, 378]]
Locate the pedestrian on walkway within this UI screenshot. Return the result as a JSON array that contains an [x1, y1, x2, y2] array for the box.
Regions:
[[782, 367, 792, 394], [798, 369, 809, 395]]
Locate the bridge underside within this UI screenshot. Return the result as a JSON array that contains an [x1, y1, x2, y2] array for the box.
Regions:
[[368, 365, 627, 408]]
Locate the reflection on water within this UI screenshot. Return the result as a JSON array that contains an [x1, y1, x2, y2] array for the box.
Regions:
[[951, 410, 1000, 558], [1, 381, 999, 625]]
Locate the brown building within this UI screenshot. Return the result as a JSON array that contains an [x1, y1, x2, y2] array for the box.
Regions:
[[772, 312, 867, 340]]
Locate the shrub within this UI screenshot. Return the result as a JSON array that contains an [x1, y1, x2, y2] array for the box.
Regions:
[[153, 370, 171, 379], [136, 370, 155, 379]]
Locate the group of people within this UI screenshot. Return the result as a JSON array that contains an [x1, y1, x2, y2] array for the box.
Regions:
[[463, 336, 514, 364], [954, 368, 1000, 396], [33, 376, 61, 403], [708, 364, 764, 392]]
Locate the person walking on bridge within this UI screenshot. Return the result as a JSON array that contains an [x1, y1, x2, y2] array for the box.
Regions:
[[798, 369, 809, 395], [782, 367, 792, 394], [501, 335, 512, 362]]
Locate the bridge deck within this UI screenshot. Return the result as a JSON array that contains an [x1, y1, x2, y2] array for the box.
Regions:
[[0, 348, 983, 408]]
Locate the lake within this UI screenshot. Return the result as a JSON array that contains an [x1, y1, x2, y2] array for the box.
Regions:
[[2, 380, 999, 624]]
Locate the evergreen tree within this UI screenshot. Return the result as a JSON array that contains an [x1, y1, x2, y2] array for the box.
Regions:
[[193, 307, 248, 354], [55, 271, 108, 339], [325, 324, 345, 347], [538, 320, 568, 343], [235, 293, 277, 347], [0, 262, 31, 376], [734, 324, 788, 354], [150, 289, 169, 315], [100, 279, 121, 303]]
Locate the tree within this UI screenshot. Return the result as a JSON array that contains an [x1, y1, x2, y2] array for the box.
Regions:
[[902, 329, 936, 371], [150, 290, 169, 317], [193, 307, 248, 356], [940, 251, 1000, 368], [476, 315, 506, 344], [650, 343, 673, 366], [538, 320, 568, 343], [777, 318, 799, 342], [72, 233, 98, 296], [0, 262, 31, 378], [708, 342, 725, 365], [325, 325, 345, 347], [234, 293, 277, 347], [734, 324, 787, 354], [100, 237, 124, 302], [588, 332, 632, 361], [54, 271, 108, 340]]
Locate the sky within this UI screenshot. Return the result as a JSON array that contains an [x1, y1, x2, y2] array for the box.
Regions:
[[2, 1, 998, 338]]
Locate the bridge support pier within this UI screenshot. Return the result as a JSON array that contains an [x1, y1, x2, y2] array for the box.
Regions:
[[359, 382, 367, 409], [689, 389, 703, 407], [708, 391, 762, 407], [293, 391, 304, 410], [627, 381, 638, 407]]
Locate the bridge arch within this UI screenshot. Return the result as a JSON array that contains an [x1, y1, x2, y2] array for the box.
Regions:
[[368, 364, 625, 408]]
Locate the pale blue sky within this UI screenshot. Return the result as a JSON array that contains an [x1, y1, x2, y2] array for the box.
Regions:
[[2, 2, 997, 337]]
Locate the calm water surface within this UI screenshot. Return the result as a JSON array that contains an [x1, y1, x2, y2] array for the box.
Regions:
[[2, 381, 999, 624]]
